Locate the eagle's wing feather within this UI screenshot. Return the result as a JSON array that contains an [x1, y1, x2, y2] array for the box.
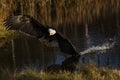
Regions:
[[4, 14, 79, 56], [4, 15, 48, 38]]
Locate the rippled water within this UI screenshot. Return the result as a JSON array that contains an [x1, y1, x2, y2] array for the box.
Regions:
[[0, 25, 120, 71]]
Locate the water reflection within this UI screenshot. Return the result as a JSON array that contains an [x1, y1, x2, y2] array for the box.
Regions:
[[0, 24, 120, 71]]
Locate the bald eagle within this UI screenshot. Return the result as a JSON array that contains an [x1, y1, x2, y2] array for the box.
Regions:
[[4, 14, 79, 57]]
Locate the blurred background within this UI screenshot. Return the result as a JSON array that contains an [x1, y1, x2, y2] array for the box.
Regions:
[[0, 0, 120, 71]]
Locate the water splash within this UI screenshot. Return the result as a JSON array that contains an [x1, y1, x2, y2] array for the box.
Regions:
[[79, 42, 116, 56]]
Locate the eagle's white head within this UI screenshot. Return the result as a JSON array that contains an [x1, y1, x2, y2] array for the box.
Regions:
[[48, 28, 56, 36]]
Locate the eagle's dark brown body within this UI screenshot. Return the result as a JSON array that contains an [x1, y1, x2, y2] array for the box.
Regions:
[[4, 14, 80, 57]]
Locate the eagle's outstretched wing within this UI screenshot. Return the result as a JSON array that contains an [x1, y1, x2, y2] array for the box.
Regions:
[[51, 33, 79, 56], [4, 14, 79, 56], [4, 15, 49, 38]]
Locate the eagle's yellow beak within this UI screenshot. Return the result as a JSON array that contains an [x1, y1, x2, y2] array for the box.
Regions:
[[49, 31, 54, 36]]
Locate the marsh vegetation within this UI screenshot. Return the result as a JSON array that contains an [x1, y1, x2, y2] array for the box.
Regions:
[[0, 0, 120, 80]]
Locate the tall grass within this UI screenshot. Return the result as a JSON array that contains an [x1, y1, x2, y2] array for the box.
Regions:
[[0, 22, 17, 47], [0, 0, 120, 26], [0, 64, 120, 80]]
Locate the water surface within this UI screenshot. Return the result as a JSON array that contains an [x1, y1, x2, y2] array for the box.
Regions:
[[0, 25, 120, 71]]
